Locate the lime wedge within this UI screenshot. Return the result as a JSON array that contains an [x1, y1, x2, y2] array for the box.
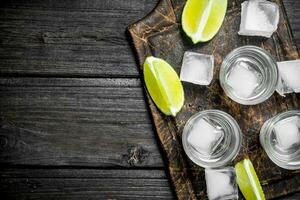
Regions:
[[182, 0, 227, 43], [235, 159, 266, 200], [143, 56, 184, 116]]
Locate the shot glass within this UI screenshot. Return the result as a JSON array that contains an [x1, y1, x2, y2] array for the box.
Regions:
[[260, 110, 300, 170], [220, 46, 279, 105], [182, 110, 243, 168]]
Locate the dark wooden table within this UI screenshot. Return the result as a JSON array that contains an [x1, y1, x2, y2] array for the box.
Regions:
[[0, 0, 299, 199]]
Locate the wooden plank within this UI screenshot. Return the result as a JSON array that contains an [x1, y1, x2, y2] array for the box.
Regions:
[[0, 168, 174, 199], [0, 78, 163, 167], [283, 0, 300, 50], [0, 0, 158, 77], [0, 0, 298, 78], [0, 0, 298, 76], [1, 168, 300, 200]]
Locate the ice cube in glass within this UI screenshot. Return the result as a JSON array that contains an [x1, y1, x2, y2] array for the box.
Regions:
[[220, 46, 279, 105], [227, 61, 262, 99], [183, 110, 243, 168], [239, 0, 279, 38], [205, 167, 238, 200], [274, 116, 300, 150], [276, 60, 300, 96], [180, 51, 214, 85], [187, 118, 224, 155], [260, 110, 300, 170]]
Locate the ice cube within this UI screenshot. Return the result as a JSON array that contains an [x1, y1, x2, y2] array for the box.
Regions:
[[180, 51, 214, 85], [227, 61, 262, 98], [274, 116, 300, 150], [239, 0, 279, 38], [276, 60, 300, 96], [205, 167, 238, 200], [187, 118, 224, 155]]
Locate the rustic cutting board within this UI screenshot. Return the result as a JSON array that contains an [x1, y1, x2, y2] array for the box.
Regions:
[[127, 0, 300, 199]]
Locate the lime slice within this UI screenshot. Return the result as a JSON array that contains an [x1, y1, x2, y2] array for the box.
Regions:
[[182, 0, 227, 43], [143, 56, 184, 116], [235, 159, 266, 200]]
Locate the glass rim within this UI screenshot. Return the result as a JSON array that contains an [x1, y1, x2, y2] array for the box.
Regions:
[[219, 45, 279, 105], [260, 110, 300, 170], [182, 109, 243, 168]]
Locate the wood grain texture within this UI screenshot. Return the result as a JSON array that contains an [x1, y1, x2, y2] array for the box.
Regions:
[[0, 0, 299, 199], [283, 0, 300, 51], [128, 0, 300, 199], [0, 78, 163, 167], [1, 167, 300, 200], [0, 168, 174, 199], [0, 0, 158, 77]]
